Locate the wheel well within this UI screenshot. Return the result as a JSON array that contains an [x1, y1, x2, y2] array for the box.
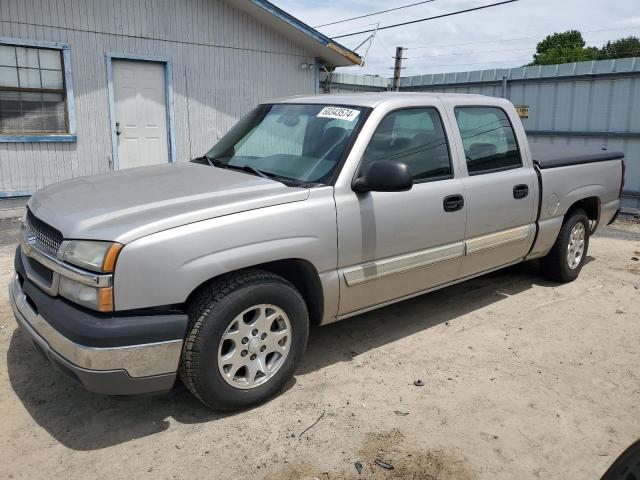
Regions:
[[566, 197, 599, 223], [257, 259, 324, 325], [185, 259, 324, 326]]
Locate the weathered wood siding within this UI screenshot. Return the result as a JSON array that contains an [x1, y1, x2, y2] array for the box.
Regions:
[[0, 0, 317, 196]]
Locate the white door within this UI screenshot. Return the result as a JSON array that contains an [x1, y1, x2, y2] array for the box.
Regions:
[[112, 59, 169, 169]]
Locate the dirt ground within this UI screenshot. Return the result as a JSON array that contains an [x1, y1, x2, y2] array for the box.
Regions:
[[0, 217, 638, 480]]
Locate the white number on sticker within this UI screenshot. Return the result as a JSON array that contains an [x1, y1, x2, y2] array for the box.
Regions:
[[317, 107, 360, 121]]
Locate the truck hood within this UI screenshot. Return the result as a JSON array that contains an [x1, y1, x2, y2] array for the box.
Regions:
[[28, 162, 309, 244]]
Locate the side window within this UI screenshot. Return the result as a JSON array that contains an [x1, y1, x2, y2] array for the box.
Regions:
[[361, 108, 452, 182], [454, 107, 522, 175], [0, 43, 68, 134]]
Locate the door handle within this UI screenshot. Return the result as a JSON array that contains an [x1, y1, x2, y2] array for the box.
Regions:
[[115, 122, 122, 137], [513, 184, 529, 199], [443, 194, 464, 212]]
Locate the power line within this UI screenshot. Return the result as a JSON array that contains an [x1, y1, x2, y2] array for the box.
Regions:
[[405, 24, 640, 50], [409, 45, 534, 59], [408, 38, 640, 59], [356, 44, 640, 73], [358, 57, 525, 70], [314, 0, 437, 29], [402, 47, 640, 70], [404, 58, 529, 69], [328, 22, 380, 38], [374, 34, 396, 59], [401, 29, 640, 61], [332, 0, 520, 39]]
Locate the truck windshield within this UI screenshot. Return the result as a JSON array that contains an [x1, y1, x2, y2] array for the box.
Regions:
[[199, 104, 368, 186]]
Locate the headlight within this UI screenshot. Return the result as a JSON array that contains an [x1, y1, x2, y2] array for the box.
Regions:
[[63, 241, 123, 272], [59, 277, 114, 312]]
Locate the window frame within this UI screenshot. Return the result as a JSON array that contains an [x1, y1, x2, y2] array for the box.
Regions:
[[0, 37, 76, 143], [356, 106, 455, 185], [453, 105, 523, 177]]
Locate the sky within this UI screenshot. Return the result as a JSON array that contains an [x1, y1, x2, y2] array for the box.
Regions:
[[273, 0, 640, 78]]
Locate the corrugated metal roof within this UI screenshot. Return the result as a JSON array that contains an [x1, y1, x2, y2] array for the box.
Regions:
[[401, 56, 640, 87], [328, 73, 392, 88]]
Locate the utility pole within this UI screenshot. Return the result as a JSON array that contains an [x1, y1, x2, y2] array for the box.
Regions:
[[392, 47, 405, 92]]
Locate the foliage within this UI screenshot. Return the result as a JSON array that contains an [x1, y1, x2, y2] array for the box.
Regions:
[[599, 36, 640, 60], [529, 31, 640, 66], [531, 30, 599, 65]]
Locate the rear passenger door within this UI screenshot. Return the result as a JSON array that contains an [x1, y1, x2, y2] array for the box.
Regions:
[[452, 106, 536, 277], [335, 105, 467, 316]]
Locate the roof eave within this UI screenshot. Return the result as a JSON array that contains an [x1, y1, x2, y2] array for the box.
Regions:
[[233, 0, 363, 68]]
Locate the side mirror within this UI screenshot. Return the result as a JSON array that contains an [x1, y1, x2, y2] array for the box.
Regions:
[[353, 161, 413, 193]]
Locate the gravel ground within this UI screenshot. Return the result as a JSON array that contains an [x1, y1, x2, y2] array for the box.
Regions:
[[0, 218, 638, 479]]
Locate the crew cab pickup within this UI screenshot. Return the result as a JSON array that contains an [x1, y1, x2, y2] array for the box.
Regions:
[[10, 93, 624, 411]]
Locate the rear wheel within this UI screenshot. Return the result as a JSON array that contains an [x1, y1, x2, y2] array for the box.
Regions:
[[540, 209, 590, 283], [180, 269, 309, 411]]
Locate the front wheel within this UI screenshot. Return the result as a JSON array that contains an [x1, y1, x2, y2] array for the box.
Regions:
[[540, 209, 590, 283], [179, 269, 309, 411]]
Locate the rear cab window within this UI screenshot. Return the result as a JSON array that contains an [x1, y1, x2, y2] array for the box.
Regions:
[[454, 106, 522, 175], [360, 107, 453, 182]]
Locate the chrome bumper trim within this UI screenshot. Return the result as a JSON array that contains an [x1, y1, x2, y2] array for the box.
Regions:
[[20, 223, 112, 288], [9, 275, 182, 378]]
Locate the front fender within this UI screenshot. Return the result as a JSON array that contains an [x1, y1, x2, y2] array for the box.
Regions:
[[113, 188, 338, 313]]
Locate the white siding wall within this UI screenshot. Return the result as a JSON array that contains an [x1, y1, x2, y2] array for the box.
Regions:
[[0, 0, 317, 195]]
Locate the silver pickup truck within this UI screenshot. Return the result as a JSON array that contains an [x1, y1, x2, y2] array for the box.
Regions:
[[10, 93, 624, 411]]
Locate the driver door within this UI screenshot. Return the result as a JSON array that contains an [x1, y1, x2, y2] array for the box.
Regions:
[[335, 105, 467, 316]]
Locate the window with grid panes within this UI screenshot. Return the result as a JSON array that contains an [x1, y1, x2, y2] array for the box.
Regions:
[[0, 44, 68, 134]]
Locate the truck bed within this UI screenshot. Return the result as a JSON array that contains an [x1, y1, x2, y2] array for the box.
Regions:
[[531, 143, 624, 169]]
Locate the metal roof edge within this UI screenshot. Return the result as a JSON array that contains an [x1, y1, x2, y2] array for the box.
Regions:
[[401, 56, 640, 86], [248, 0, 363, 66]]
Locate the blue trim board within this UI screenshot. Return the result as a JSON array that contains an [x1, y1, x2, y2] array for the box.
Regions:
[[0, 36, 77, 143], [0, 189, 35, 198], [105, 55, 118, 169], [314, 57, 321, 94], [106, 52, 172, 64], [250, 0, 358, 55], [0, 36, 68, 50], [0, 135, 77, 143], [165, 60, 177, 164], [62, 47, 76, 135], [105, 53, 176, 169]]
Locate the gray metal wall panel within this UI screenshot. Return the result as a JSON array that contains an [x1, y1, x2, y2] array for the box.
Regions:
[[0, 0, 316, 196], [331, 57, 640, 209]]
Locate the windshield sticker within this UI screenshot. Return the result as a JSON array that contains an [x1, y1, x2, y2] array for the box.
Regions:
[[317, 107, 360, 122]]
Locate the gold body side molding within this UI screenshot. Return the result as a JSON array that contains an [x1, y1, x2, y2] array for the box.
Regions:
[[343, 224, 533, 286], [343, 242, 465, 286]]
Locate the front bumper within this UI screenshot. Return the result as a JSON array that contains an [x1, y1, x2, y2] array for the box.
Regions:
[[9, 270, 188, 396]]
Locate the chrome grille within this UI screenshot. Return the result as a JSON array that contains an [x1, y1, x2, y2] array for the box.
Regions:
[[26, 210, 63, 255]]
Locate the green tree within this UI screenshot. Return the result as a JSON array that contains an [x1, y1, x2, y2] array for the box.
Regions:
[[530, 30, 600, 65], [599, 36, 640, 60]]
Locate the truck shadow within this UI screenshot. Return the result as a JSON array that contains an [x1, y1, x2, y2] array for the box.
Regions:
[[6, 260, 557, 451], [300, 260, 559, 374]]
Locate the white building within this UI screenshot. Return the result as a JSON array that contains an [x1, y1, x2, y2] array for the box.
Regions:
[[0, 0, 361, 215]]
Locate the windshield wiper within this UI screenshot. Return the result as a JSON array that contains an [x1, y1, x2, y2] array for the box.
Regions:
[[193, 156, 275, 181], [225, 164, 274, 180], [241, 165, 272, 179], [191, 154, 221, 167], [196, 157, 308, 186]]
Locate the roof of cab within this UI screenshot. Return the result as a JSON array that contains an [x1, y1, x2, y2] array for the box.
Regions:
[[276, 92, 496, 108]]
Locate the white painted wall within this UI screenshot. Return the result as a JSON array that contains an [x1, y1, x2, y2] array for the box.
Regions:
[[0, 0, 317, 196]]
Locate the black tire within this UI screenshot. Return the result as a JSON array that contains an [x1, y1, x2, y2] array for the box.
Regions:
[[540, 209, 590, 283], [179, 269, 309, 411]]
